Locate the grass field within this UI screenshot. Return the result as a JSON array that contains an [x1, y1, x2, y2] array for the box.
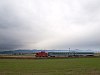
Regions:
[[0, 58, 100, 75]]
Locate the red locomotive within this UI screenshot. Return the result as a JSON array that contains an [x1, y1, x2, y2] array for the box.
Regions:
[[35, 51, 48, 57]]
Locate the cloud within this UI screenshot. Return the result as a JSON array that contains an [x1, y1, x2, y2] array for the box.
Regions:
[[0, 0, 100, 50]]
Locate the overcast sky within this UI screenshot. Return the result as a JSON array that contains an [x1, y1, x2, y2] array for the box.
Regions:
[[0, 0, 100, 50]]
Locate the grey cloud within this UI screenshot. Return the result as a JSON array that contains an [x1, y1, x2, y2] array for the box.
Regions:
[[0, 0, 100, 50]]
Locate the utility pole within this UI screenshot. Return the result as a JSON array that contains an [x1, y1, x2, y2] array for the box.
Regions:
[[69, 48, 70, 52]]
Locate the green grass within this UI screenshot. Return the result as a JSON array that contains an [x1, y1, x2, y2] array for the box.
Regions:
[[0, 58, 100, 75]]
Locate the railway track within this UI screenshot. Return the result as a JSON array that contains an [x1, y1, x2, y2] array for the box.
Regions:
[[0, 56, 99, 59]]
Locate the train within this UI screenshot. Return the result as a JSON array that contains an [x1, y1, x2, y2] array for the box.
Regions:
[[35, 51, 94, 57]]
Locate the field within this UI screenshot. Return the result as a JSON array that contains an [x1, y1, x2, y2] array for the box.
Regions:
[[0, 58, 100, 75]]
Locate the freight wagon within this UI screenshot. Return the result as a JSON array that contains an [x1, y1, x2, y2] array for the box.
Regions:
[[48, 52, 94, 57]]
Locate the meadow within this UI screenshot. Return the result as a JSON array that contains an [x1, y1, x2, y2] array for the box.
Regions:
[[0, 58, 100, 75]]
